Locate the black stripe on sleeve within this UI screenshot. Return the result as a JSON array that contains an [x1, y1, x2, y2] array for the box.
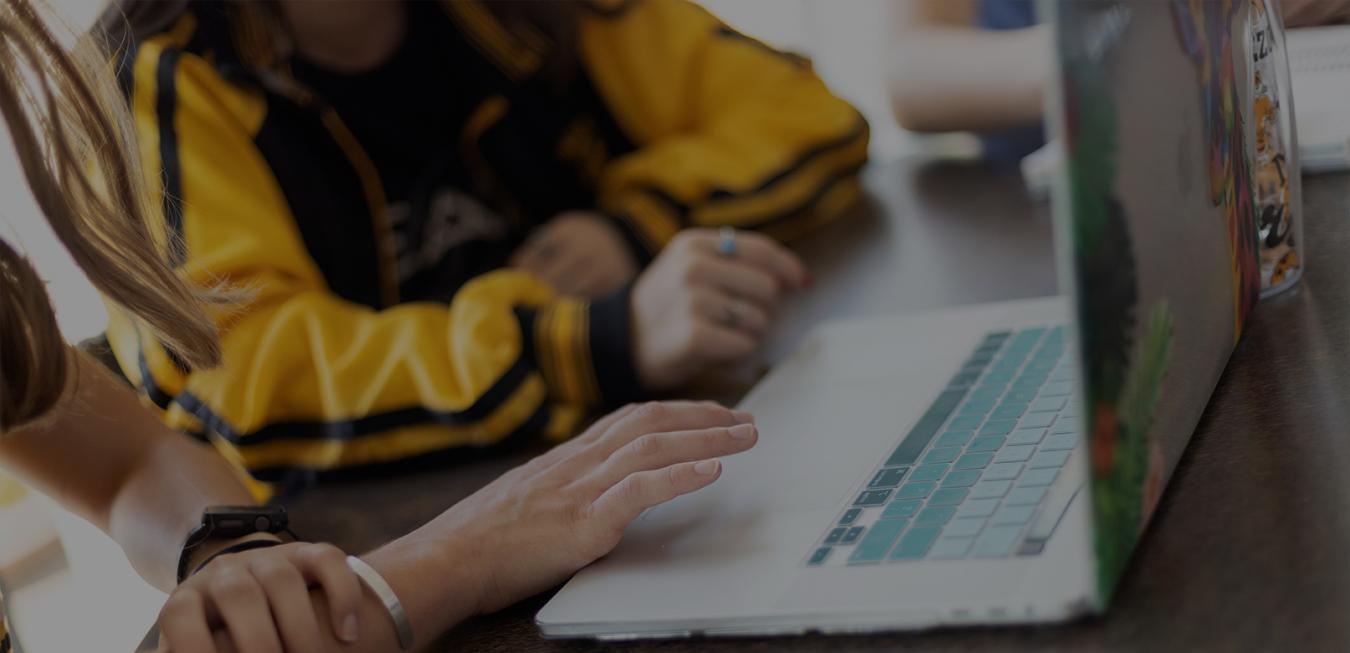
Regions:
[[139, 351, 175, 411], [154, 47, 187, 266], [707, 114, 868, 201]]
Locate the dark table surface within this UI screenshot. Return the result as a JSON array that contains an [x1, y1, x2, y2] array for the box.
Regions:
[[288, 158, 1350, 652]]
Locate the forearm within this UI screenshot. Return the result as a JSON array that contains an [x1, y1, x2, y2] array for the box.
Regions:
[[889, 26, 1050, 133]]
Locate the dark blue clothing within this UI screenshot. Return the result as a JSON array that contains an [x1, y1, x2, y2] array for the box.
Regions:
[[975, 0, 1045, 164]]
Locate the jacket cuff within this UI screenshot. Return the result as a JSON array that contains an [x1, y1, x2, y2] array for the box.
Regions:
[[516, 285, 644, 407], [600, 191, 684, 260]]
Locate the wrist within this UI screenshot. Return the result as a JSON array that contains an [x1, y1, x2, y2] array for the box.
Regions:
[[362, 527, 490, 642], [181, 532, 284, 579]]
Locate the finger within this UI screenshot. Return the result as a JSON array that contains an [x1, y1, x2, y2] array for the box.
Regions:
[[588, 459, 724, 528], [709, 230, 808, 290], [294, 544, 364, 644], [549, 402, 749, 479], [691, 318, 759, 363], [248, 554, 325, 653], [583, 424, 757, 492], [203, 566, 283, 653], [158, 589, 218, 653], [685, 255, 781, 309], [692, 288, 771, 337], [540, 251, 598, 297]]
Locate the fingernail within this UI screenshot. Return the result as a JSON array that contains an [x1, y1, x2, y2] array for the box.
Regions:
[[732, 410, 755, 423], [694, 460, 721, 476], [341, 614, 359, 642], [729, 424, 756, 441]]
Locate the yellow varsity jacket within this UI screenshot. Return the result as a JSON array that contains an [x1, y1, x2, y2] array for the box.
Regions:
[[105, 0, 869, 492]]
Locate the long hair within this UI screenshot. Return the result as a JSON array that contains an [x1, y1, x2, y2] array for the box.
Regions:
[[0, 0, 220, 431]]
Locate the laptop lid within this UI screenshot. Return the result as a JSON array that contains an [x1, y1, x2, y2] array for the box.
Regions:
[[1049, 0, 1262, 605]]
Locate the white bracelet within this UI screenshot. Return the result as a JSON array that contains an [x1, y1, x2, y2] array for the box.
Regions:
[[346, 555, 415, 650]]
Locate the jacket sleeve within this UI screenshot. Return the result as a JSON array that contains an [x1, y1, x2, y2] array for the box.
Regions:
[[580, 0, 870, 256], [106, 38, 639, 483]]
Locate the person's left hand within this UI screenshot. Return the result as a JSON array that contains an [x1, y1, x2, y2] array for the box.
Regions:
[[510, 211, 639, 299]]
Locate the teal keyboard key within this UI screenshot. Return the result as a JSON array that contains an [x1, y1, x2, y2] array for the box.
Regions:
[[991, 505, 1036, 526], [855, 489, 892, 506], [972, 524, 1024, 558], [948, 371, 980, 388], [923, 447, 961, 464], [993, 444, 1036, 463], [992, 403, 1028, 420], [1005, 486, 1048, 506], [928, 537, 973, 560], [849, 520, 906, 563], [1029, 396, 1067, 413], [960, 398, 996, 415], [839, 508, 862, 525], [979, 420, 1017, 436], [915, 505, 957, 526], [1008, 427, 1047, 445], [885, 389, 968, 467], [955, 452, 994, 470], [982, 462, 1022, 481], [1005, 388, 1039, 403], [956, 498, 999, 518], [935, 430, 975, 448], [841, 526, 865, 544], [888, 525, 941, 560], [809, 547, 832, 565], [941, 469, 982, 487], [1017, 468, 1059, 487], [869, 467, 909, 488], [948, 415, 984, 431], [944, 517, 985, 538], [910, 463, 949, 482], [1052, 417, 1081, 434], [1040, 381, 1073, 397], [1019, 412, 1056, 429], [982, 370, 1015, 384], [825, 527, 847, 544], [969, 480, 1012, 499], [895, 481, 937, 500], [1029, 450, 1071, 469], [882, 500, 922, 519], [928, 487, 968, 506], [966, 436, 1004, 453], [1040, 434, 1077, 451]]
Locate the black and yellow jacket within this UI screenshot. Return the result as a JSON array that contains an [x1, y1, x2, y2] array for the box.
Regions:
[[106, 0, 868, 494]]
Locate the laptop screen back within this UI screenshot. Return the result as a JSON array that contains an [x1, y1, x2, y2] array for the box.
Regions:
[[1050, 0, 1262, 602]]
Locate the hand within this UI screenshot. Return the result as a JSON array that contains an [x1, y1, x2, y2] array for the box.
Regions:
[[511, 211, 639, 299], [630, 229, 809, 390], [155, 541, 364, 653], [409, 401, 758, 617]]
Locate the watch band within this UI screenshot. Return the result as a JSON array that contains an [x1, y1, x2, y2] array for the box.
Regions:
[[347, 555, 414, 651]]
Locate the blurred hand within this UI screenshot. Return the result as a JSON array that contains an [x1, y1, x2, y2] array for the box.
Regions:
[[425, 401, 758, 615], [511, 211, 638, 299], [155, 541, 364, 653], [631, 229, 809, 390]]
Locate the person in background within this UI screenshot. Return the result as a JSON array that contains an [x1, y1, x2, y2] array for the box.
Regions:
[[100, 0, 868, 496], [888, 0, 1350, 165]]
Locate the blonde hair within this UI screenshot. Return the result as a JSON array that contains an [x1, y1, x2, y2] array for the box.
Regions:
[[0, 0, 219, 430]]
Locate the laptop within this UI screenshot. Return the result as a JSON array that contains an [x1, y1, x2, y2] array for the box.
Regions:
[[538, 0, 1262, 639]]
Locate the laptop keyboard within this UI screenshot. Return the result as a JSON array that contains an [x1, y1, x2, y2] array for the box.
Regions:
[[806, 326, 1080, 566]]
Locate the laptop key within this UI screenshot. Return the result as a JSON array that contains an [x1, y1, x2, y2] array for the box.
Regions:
[[869, 467, 909, 488], [982, 462, 1023, 481], [960, 398, 996, 415], [855, 489, 892, 506], [909, 463, 949, 482], [966, 436, 1005, 453], [1008, 427, 1048, 446], [841, 526, 865, 545], [885, 389, 968, 467], [839, 508, 862, 525], [888, 525, 942, 560], [809, 547, 832, 565], [915, 506, 957, 526], [1005, 388, 1039, 403], [895, 481, 937, 501], [1040, 381, 1073, 397], [825, 528, 847, 545], [955, 498, 999, 518], [1051, 417, 1080, 434], [943, 517, 986, 538], [991, 505, 1036, 526], [992, 403, 1028, 420], [993, 444, 1036, 463], [941, 469, 982, 487], [955, 452, 994, 470], [972, 524, 1025, 558], [1029, 396, 1067, 413], [1017, 468, 1059, 487], [1028, 450, 1071, 469], [928, 487, 968, 506], [979, 420, 1018, 436], [1019, 412, 1056, 429], [928, 537, 973, 560], [969, 480, 1012, 500], [935, 430, 975, 448], [1039, 434, 1077, 451], [882, 500, 922, 520], [948, 415, 984, 431], [923, 447, 962, 464], [848, 520, 905, 563], [1005, 486, 1048, 506]]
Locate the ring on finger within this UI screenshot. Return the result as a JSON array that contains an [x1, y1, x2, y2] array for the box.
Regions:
[[717, 226, 738, 258]]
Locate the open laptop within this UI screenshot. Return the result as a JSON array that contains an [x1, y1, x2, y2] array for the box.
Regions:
[[538, 0, 1263, 639]]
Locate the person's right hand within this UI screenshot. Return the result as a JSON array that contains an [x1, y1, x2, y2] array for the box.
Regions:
[[630, 229, 809, 390]]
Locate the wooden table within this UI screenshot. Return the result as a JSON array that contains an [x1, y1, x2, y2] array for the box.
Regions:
[[286, 158, 1350, 652]]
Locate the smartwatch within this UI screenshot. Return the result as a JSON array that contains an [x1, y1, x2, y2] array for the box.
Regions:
[[176, 506, 296, 583]]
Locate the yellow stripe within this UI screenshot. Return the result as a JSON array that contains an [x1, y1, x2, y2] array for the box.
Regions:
[[573, 301, 600, 403], [551, 301, 579, 401], [318, 109, 399, 307], [763, 177, 862, 243], [609, 192, 681, 250], [460, 96, 509, 191], [233, 373, 548, 471], [443, 0, 541, 81], [691, 129, 869, 227]]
